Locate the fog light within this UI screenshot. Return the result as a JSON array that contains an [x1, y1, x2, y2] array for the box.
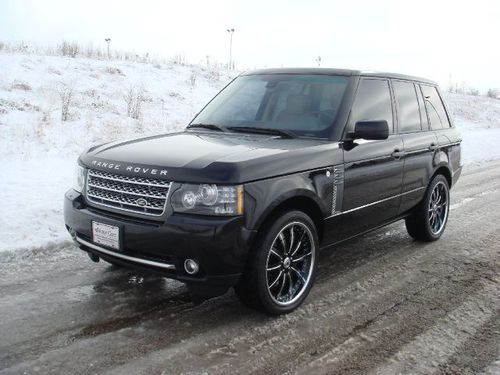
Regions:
[[184, 259, 200, 275]]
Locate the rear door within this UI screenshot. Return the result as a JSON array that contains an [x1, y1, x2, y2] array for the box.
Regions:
[[394, 80, 438, 214], [420, 84, 462, 186], [340, 78, 405, 237]]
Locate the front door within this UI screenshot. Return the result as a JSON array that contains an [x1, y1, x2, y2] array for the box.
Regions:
[[340, 78, 405, 238]]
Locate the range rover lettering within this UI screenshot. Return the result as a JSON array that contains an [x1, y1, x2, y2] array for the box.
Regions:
[[64, 68, 462, 315]]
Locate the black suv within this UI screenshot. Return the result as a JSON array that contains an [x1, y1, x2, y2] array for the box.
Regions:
[[64, 68, 462, 314]]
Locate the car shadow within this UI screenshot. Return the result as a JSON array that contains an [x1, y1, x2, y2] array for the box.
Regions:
[[71, 221, 426, 342]]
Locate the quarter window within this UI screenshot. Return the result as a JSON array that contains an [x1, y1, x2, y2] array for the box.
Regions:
[[393, 81, 421, 133], [421, 85, 451, 129], [350, 79, 393, 133]]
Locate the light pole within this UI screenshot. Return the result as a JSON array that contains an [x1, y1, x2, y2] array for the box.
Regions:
[[104, 38, 111, 59], [226, 28, 235, 70]]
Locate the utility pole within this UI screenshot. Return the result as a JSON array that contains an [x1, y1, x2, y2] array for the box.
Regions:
[[104, 38, 111, 59], [226, 28, 235, 70]]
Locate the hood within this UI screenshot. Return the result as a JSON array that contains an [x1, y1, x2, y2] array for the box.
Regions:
[[80, 130, 340, 183]]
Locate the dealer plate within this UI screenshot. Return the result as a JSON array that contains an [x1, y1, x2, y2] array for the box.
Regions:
[[92, 221, 120, 250]]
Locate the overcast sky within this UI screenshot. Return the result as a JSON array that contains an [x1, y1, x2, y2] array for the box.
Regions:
[[1, 0, 498, 90]]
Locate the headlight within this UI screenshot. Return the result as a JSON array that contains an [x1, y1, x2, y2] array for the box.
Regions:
[[74, 164, 86, 193], [171, 184, 244, 216]]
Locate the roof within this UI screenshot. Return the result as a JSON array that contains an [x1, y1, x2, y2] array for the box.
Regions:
[[243, 68, 437, 85], [360, 71, 437, 85], [243, 68, 359, 77]]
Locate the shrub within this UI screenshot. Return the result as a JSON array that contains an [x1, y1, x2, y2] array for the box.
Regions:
[[468, 87, 480, 96], [124, 86, 145, 120], [487, 89, 499, 99], [59, 85, 74, 121], [59, 41, 79, 57], [105, 67, 124, 75], [189, 73, 197, 88], [11, 81, 32, 91]]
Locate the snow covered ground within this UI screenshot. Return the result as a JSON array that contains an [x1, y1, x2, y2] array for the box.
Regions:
[[0, 51, 235, 254], [1, 51, 499, 255], [446, 93, 500, 165]]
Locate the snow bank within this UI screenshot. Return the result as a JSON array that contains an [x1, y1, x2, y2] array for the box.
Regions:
[[460, 128, 500, 165], [445, 93, 500, 130], [0, 158, 73, 253], [1, 51, 499, 254]]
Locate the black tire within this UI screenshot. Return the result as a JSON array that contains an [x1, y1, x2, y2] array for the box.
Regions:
[[405, 174, 450, 242], [235, 210, 319, 315]]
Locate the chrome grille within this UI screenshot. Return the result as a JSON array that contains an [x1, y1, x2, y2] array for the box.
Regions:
[[86, 169, 171, 216]]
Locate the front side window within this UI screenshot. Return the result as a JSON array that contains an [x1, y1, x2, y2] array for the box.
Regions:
[[420, 85, 451, 129], [350, 78, 393, 132], [393, 81, 422, 133], [191, 74, 350, 138]]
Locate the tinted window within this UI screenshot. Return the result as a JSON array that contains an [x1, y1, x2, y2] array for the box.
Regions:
[[191, 74, 349, 138], [204, 79, 268, 122], [350, 79, 393, 132], [415, 84, 429, 130], [421, 85, 451, 129], [393, 81, 421, 132]]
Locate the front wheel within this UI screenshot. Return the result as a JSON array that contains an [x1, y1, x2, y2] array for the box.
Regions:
[[235, 210, 318, 315], [405, 174, 450, 242]]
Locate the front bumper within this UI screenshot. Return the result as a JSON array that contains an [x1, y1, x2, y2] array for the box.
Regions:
[[64, 189, 256, 289]]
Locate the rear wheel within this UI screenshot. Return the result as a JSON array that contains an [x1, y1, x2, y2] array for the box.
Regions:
[[405, 174, 450, 241], [235, 210, 318, 315]]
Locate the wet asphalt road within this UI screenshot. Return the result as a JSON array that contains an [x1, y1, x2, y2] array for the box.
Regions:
[[1, 161, 499, 375]]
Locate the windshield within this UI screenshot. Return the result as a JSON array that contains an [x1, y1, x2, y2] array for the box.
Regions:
[[191, 74, 349, 138]]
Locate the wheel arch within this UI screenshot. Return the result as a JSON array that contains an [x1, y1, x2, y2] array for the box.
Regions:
[[253, 193, 325, 244], [432, 165, 452, 188]]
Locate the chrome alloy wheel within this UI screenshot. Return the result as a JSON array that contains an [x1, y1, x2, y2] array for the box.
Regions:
[[428, 181, 449, 235], [265, 222, 315, 306]]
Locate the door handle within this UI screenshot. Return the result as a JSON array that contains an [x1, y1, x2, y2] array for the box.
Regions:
[[429, 143, 438, 151], [391, 148, 405, 159]]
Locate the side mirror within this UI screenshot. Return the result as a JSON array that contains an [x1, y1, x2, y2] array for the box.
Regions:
[[352, 120, 389, 140]]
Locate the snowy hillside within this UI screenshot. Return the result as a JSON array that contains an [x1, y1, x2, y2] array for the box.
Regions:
[[0, 52, 235, 160], [0, 51, 236, 255], [444, 92, 500, 166], [1, 51, 500, 255]]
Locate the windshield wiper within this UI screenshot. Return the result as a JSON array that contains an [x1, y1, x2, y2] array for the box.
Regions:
[[227, 126, 296, 139], [187, 123, 227, 132]]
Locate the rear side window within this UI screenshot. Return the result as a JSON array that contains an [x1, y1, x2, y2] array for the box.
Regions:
[[415, 83, 429, 130], [350, 79, 393, 133], [393, 81, 421, 133], [420, 85, 451, 129]]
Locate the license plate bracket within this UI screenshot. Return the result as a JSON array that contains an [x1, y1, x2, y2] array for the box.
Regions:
[[92, 221, 120, 250]]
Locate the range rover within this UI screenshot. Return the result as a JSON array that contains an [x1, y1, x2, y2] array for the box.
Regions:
[[64, 68, 462, 315]]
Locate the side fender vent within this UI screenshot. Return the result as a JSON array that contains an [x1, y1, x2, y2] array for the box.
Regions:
[[331, 165, 344, 215]]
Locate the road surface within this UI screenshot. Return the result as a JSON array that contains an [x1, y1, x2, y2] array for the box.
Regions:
[[1, 160, 499, 374]]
